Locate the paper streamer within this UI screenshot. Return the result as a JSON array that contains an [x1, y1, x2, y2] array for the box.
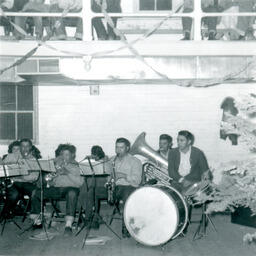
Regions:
[[0, 5, 72, 75], [0, 4, 254, 88]]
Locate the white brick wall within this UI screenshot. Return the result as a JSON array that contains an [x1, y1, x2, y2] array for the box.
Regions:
[[1, 82, 255, 182]]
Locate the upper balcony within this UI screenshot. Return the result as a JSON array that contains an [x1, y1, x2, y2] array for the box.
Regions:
[[0, 0, 256, 85], [0, 1, 255, 47]]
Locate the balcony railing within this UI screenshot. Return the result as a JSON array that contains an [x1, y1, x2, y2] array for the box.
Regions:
[[0, 1, 256, 41]]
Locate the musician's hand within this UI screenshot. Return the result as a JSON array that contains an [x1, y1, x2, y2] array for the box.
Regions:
[[201, 170, 211, 181], [48, 179, 56, 187], [181, 178, 192, 188], [54, 157, 63, 165], [58, 166, 69, 175], [147, 179, 158, 185]]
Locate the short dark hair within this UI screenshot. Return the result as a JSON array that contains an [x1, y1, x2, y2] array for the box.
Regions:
[[91, 145, 105, 160], [31, 145, 42, 159], [69, 144, 77, 155], [8, 140, 20, 154], [178, 130, 195, 145], [159, 134, 173, 143], [20, 138, 32, 147], [55, 144, 65, 157], [116, 137, 131, 149], [55, 143, 75, 157]]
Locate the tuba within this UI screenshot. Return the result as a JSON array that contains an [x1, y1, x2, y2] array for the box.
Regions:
[[130, 132, 172, 186]]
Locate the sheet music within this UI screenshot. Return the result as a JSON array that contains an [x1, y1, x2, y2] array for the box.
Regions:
[[24, 159, 56, 172], [79, 159, 107, 175], [0, 164, 28, 178]]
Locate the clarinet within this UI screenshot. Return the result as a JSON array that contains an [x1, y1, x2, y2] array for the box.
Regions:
[[106, 156, 117, 205]]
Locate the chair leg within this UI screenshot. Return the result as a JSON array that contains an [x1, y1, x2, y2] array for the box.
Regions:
[[48, 208, 55, 229], [22, 198, 31, 223], [51, 200, 61, 218], [76, 206, 83, 231], [1, 218, 7, 236]]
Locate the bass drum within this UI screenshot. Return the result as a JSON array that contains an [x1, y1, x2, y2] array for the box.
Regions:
[[123, 185, 188, 246]]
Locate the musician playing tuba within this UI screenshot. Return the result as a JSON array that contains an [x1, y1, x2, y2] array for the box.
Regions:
[[30, 144, 83, 237], [157, 134, 173, 166]]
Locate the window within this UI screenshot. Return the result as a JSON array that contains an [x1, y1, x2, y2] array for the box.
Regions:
[[139, 0, 172, 11], [0, 82, 37, 143]]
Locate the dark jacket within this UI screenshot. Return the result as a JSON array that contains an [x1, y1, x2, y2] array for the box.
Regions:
[[92, 0, 121, 13], [168, 146, 209, 183]]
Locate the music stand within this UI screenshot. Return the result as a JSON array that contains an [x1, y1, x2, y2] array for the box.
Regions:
[[19, 158, 49, 240], [0, 164, 22, 235], [76, 157, 121, 249]]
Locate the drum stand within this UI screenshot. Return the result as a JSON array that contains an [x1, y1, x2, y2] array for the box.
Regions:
[[19, 158, 49, 240], [0, 164, 21, 235], [193, 202, 217, 240], [76, 157, 121, 249]]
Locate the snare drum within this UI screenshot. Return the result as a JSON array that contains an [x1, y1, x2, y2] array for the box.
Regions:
[[184, 180, 211, 202], [123, 185, 188, 246]]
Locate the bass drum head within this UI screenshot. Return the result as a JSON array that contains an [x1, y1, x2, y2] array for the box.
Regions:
[[123, 186, 180, 246]]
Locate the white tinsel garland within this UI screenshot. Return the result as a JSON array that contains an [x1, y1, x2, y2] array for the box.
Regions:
[[196, 94, 256, 243]]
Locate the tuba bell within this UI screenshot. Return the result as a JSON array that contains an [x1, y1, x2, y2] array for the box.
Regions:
[[130, 132, 172, 186]]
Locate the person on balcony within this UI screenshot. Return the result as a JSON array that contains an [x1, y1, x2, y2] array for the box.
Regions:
[[220, 0, 256, 40], [91, 0, 121, 40], [7, 0, 51, 40], [17, 0, 51, 40], [0, 0, 30, 37], [49, 0, 83, 40], [181, 0, 220, 40]]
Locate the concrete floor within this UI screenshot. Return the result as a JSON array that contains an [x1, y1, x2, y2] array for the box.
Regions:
[[1, 208, 256, 256]]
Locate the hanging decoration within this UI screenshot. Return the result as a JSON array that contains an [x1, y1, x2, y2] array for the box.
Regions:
[[0, 2, 255, 87], [195, 94, 256, 243]]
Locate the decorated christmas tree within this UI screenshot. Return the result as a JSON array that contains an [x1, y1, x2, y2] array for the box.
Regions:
[[196, 94, 256, 243]]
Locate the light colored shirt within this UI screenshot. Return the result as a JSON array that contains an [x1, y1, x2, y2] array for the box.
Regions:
[[1, 0, 14, 9], [53, 158, 83, 188], [159, 149, 169, 160], [178, 147, 191, 177], [50, 0, 82, 10], [114, 154, 142, 187]]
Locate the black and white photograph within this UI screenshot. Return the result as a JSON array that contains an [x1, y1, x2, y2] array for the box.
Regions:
[[0, 0, 256, 255]]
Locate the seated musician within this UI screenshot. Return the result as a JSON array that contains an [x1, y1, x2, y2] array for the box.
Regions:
[[30, 144, 83, 236], [2, 140, 20, 160], [168, 130, 210, 191], [2, 139, 40, 218], [79, 145, 112, 229], [112, 138, 142, 238], [157, 134, 173, 174]]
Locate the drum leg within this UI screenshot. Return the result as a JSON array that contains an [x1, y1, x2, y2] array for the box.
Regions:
[[206, 214, 217, 233], [109, 203, 121, 225], [161, 245, 166, 251], [193, 203, 217, 240]]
